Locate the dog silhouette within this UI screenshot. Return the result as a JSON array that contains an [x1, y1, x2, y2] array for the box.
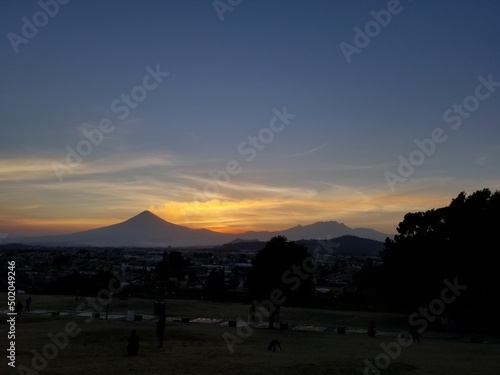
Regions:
[[267, 339, 281, 352]]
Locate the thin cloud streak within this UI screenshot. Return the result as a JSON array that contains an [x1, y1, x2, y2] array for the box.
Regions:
[[288, 142, 329, 157]]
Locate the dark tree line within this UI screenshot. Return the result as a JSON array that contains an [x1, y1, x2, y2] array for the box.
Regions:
[[355, 189, 500, 332]]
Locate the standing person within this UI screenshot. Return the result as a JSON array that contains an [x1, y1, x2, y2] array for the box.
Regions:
[[25, 296, 32, 312], [410, 326, 421, 344], [15, 300, 23, 315], [127, 329, 139, 356], [249, 303, 256, 322], [156, 314, 166, 348], [368, 320, 376, 337]]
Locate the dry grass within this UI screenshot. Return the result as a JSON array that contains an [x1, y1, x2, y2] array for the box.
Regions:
[[1, 316, 498, 374], [2, 294, 499, 374]]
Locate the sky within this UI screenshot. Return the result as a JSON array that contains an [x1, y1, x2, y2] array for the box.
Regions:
[[1, 0, 500, 238]]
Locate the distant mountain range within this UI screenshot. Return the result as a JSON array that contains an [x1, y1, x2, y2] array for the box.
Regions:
[[8, 210, 389, 248]]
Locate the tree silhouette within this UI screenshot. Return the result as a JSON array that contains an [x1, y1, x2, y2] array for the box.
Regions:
[[155, 251, 185, 294], [362, 189, 500, 331], [187, 269, 198, 285], [205, 268, 225, 290], [247, 236, 315, 327]]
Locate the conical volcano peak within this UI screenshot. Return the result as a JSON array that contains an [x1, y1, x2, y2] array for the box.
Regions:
[[128, 210, 162, 220], [135, 210, 158, 218], [123, 210, 170, 226]]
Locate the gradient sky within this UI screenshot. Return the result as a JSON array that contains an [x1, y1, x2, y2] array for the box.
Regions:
[[1, 0, 499, 238]]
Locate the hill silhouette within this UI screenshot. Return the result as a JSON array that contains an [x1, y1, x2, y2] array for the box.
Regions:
[[10, 211, 389, 247]]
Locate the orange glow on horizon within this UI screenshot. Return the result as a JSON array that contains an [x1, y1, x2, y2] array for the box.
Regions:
[[1, 194, 455, 237], [148, 194, 452, 235]]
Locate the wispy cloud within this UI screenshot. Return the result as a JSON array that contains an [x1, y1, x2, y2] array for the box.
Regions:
[[288, 142, 329, 157], [474, 155, 488, 166]]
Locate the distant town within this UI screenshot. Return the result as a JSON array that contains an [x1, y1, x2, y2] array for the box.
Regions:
[[0, 240, 380, 309]]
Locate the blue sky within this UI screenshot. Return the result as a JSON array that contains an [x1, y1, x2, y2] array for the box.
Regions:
[[1, 0, 499, 237]]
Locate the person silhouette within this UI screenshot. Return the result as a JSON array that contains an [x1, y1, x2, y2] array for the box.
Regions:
[[410, 326, 420, 343], [368, 320, 376, 337], [15, 300, 23, 315], [25, 296, 32, 312], [249, 303, 256, 322], [156, 314, 166, 348], [127, 329, 139, 356]]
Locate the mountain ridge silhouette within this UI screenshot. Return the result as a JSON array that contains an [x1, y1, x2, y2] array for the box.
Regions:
[[9, 210, 389, 247]]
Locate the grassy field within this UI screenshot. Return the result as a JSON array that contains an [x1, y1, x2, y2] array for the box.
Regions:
[[2, 294, 500, 374], [2, 293, 410, 331]]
